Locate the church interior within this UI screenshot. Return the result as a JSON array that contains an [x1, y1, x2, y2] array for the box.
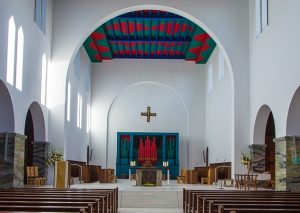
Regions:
[[1, 0, 300, 212]]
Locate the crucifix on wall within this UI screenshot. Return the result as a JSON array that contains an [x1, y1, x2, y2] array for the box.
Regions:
[[141, 106, 157, 122]]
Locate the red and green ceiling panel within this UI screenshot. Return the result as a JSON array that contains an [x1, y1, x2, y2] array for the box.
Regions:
[[83, 10, 216, 64]]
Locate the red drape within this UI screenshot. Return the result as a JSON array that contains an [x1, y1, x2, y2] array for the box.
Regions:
[[138, 136, 157, 165]]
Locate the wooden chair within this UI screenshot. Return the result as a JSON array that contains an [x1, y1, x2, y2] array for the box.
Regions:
[[201, 168, 211, 184], [26, 166, 46, 187]]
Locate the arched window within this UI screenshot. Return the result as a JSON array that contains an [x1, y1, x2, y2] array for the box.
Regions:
[[218, 49, 224, 80], [86, 104, 90, 133], [77, 93, 82, 128], [67, 82, 71, 121], [41, 54, 47, 105], [16, 27, 24, 91], [6, 16, 16, 86], [208, 59, 213, 93]]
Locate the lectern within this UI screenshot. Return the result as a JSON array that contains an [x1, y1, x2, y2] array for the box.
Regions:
[[54, 161, 70, 188]]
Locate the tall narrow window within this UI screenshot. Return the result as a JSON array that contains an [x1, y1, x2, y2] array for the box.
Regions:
[[87, 104, 90, 133], [6, 16, 16, 86], [80, 95, 82, 128], [35, 0, 46, 33], [77, 93, 80, 128], [261, 0, 268, 31], [256, 0, 269, 37], [208, 59, 213, 93], [218, 50, 224, 80], [67, 82, 71, 121], [16, 27, 24, 91], [77, 93, 82, 128], [41, 54, 47, 105]]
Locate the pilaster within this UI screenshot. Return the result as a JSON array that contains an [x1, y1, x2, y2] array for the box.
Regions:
[[32, 141, 50, 178], [274, 136, 300, 192], [0, 133, 26, 189]]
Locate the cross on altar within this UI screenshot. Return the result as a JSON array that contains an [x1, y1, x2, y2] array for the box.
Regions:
[[141, 106, 157, 122]]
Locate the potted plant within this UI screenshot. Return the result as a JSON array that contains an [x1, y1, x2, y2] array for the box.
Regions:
[[45, 147, 64, 185], [240, 152, 252, 174], [46, 148, 64, 166]]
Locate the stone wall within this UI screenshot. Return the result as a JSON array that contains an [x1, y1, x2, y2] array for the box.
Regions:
[[32, 141, 49, 179], [0, 133, 26, 189], [274, 136, 300, 192], [250, 144, 266, 173]]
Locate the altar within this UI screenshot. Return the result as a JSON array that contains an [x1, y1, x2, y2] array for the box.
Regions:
[[136, 168, 162, 186]]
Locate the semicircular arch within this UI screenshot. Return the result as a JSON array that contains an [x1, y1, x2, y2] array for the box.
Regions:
[[0, 80, 14, 132]]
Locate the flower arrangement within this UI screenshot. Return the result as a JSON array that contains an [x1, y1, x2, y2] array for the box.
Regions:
[[240, 152, 251, 167], [45, 148, 64, 166]]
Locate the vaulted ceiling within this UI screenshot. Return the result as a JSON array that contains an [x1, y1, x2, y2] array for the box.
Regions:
[[83, 10, 216, 64]]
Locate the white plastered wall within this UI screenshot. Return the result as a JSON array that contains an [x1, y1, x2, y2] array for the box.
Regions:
[[249, 0, 300, 142], [205, 48, 233, 165], [64, 47, 91, 162], [50, 0, 249, 172], [0, 0, 52, 139], [92, 59, 205, 169]]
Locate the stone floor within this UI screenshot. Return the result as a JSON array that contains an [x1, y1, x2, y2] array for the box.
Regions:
[[64, 179, 237, 213]]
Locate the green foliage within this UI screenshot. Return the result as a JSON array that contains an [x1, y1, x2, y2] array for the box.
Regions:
[[45, 147, 64, 166]]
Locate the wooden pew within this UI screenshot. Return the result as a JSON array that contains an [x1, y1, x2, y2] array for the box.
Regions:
[[221, 207, 300, 213], [0, 205, 89, 212], [210, 200, 300, 213], [184, 189, 300, 212], [0, 197, 100, 213], [205, 197, 300, 213], [217, 203, 300, 213], [0, 187, 118, 213], [183, 189, 300, 213]]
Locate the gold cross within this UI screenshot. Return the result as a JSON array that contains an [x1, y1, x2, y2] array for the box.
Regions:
[[141, 106, 157, 122]]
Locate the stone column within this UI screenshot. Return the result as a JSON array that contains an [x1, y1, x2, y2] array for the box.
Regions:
[[0, 133, 26, 189], [274, 136, 300, 192], [32, 141, 50, 179], [250, 144, 266, 173]]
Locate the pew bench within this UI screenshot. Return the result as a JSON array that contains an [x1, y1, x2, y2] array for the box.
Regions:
[[183, 188, 300, 213], [0, 187, 118, 213]]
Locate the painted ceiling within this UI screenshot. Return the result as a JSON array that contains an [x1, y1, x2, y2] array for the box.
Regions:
[[83, 10, 216, 64]]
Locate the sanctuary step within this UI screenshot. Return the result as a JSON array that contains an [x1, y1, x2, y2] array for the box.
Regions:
[[119, 190, 181, 208]]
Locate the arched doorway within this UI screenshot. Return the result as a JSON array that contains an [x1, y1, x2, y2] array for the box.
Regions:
[[265, 112, 275, 181], [24, 102, 46, 182], [24, 110, 34, 169], [253, 105, 276, 180]]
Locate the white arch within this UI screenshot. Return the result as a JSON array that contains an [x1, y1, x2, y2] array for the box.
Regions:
[[106, 81, 190, 168], [253, 104, 272, 145], [28, 102, 46, 141], [0, 80, 15, 132], [65, 4, 235, 170], [286, 86, 300, 136]]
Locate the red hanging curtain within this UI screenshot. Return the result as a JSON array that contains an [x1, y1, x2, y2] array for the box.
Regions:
[[151, 137, 157, 164], [138, 138, 144, 165], [145, 136, 151, 162], [153, 137, 157, 163]]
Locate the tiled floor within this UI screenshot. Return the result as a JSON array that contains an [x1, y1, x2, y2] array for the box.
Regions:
[[65, 179, 236, 213]]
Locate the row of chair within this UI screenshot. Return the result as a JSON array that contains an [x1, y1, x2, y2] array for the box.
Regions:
[[26, 166, 46, 187]]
